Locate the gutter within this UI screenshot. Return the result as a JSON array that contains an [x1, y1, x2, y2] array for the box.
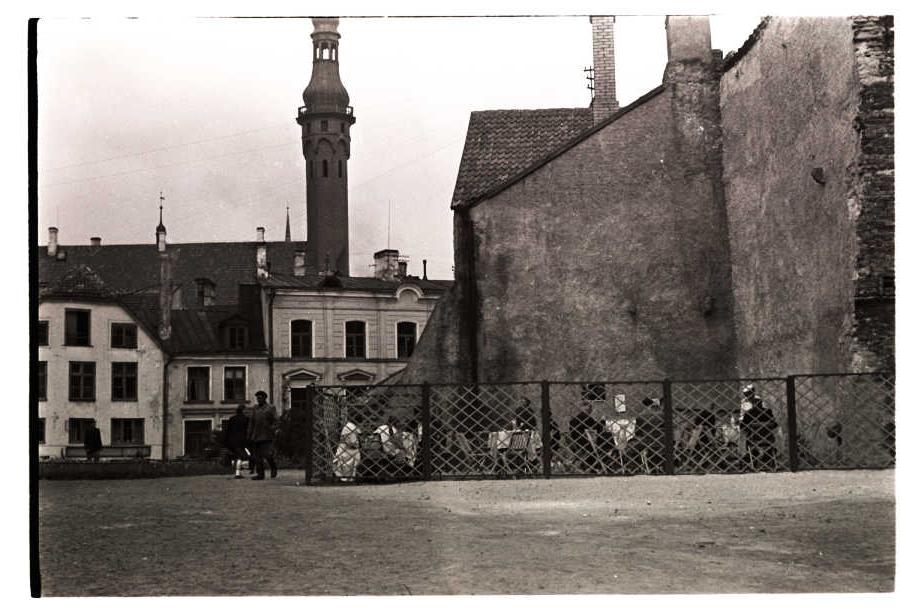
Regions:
[[267, 287, 275, 406]]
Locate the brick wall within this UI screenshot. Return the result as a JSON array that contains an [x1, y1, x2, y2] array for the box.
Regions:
[[591, 16, 619, 123]]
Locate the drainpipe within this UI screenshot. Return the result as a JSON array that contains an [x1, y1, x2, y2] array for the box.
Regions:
[[267, 288, 275, 409], [162, 355, 172, 462]]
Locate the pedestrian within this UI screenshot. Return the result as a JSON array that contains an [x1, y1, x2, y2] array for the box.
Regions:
[[739, 384, 779, 471], [225, 405, 250, 479], [569, 400, 600, 472], [84, 420, 102, 463], [248, 390, 278, 480]]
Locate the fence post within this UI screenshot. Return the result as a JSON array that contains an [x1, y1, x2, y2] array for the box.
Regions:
[[304, 389, 315, 486], [662, 379, 675, 475], [785, 375, 799, 472], [540, 380, 552, 478], [420, 383, 432, 481]]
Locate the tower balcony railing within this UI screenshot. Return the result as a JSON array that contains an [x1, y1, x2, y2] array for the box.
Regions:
[[298, 105, 354, 118]]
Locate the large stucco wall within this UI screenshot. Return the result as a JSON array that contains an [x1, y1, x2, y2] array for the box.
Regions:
[[721, 17, 893, 376], [466, 85, 736, 383]]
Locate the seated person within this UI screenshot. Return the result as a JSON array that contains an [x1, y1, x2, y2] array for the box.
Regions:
[[569, 401, 600, 472]]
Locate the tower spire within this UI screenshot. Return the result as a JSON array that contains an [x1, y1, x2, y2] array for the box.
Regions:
[[155, 191, 167, 252], [285, 205, 292, 242]]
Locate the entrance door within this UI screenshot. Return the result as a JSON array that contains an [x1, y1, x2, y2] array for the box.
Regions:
[[184, 420, 212, 458], [290, 386, 312, 458]]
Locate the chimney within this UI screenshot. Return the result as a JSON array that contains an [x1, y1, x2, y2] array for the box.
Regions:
[[422, 259, 428, 280], [590, 16, 619, 123], [293, 250, 306, 276], [47, 227, 58, 257], [90, 237, 101, 247], [665, 16, 712, 65], [373, 249, 400, 281], [159, 249, 172, 341], [256, 227, 268, 279]]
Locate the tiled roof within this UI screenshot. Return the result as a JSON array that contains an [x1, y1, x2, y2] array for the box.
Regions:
[[451, 107, 594, 206], [452, 87, 666, 208], [40, 264, 115, 300], [37, 240, 305, 309], [261, 272, 453, 295]]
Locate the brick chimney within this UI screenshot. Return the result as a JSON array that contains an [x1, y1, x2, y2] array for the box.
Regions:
[[256, 227, 268, 279], [664, 15, 712, 65], [590, 16, 619, 123], [90, 237, 101, 247], [48, 227, 58, 257]]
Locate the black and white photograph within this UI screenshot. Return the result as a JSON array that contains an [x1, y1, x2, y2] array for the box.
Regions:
[[18, 0, 896, 601]]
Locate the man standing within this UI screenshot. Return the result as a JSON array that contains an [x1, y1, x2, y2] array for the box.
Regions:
[[248, 390, 278, 480], [225, 405, 250, 479], [84, 420, 102, 463]]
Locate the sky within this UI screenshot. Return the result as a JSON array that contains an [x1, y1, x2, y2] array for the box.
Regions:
[[35, 13, 764, 280]]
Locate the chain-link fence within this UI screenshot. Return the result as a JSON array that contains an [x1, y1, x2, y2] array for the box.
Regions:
[[305, 372, 895, 484]]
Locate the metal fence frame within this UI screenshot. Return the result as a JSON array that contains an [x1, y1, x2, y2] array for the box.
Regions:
[[305, 372, 895, 485]]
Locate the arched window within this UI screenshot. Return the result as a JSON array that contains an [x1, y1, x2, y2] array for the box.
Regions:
[[345, 321, 366, 359], [397, 322, 417, 359], [291, 320, 313, 359], [322, 159, 328, 178], [337, 160, 343, 178]]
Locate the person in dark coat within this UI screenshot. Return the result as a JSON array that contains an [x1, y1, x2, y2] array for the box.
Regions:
[[634, 397, 666, 473], [84, 420, 102, 463], [248, 390, 278, 480], [740, 384, 779, 471], [225, 405, 250, 479]]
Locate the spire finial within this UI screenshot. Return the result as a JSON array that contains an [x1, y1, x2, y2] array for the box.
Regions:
[[156, 191, 167, 234]]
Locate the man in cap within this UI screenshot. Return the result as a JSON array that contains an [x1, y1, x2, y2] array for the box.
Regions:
[[248, 390, 278, 480]]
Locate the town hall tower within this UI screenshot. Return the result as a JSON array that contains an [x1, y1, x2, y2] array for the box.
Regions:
[[297, 17, 355, 276]]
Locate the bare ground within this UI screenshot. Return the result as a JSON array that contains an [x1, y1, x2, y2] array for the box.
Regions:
[[38, 469, 895, 595]]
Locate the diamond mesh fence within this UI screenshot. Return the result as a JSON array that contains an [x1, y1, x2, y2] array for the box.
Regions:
[[547, 382, 666, 475], [670, 378, 788, 474], [305, 372, 894, 484], [309, 384, 424, 484], [793, 373, 895, 469], [429, 383, 543, 478]]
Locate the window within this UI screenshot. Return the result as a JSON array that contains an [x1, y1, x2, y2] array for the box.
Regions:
[[110, 323, 138, 349], [291, 320, 313, 358], [338, 160, 343, 178], [64, 309, 91, 346], [321, 120, 328, 132], [223, 367, 246, 402], [397, 322, 417, 359], [69, 361, 96, 401], [68, 418, 95, 444], [345, 321, 366, 359], [38, 361, 47, 401], [322, 159, 328, 178], [111, 362, 138, 401], [186, 367, 211, 402], [340, 122, 345, 133], [227, 326, 247, 350], [37, 418, 45, 445], [111, 418, 145, 445], [37, 320, 49, 346], [882, 275, 894, 297], [196, 279, 216, 307]]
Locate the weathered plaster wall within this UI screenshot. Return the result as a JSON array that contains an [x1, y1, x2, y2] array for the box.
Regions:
[[721, 16, 893, 376], [467, 85, 735, 383]]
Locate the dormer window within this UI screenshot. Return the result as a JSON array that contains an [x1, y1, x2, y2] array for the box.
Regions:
[[196, 279, 216, 307], [226, 325, 248, 350]]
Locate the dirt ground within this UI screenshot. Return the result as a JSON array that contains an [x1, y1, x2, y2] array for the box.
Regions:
[[38, 469, 894, 595]]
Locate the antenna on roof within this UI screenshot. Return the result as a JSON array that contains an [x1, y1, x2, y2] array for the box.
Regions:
[[387, 199, 391, 250], [584, 66, 595, 96]]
